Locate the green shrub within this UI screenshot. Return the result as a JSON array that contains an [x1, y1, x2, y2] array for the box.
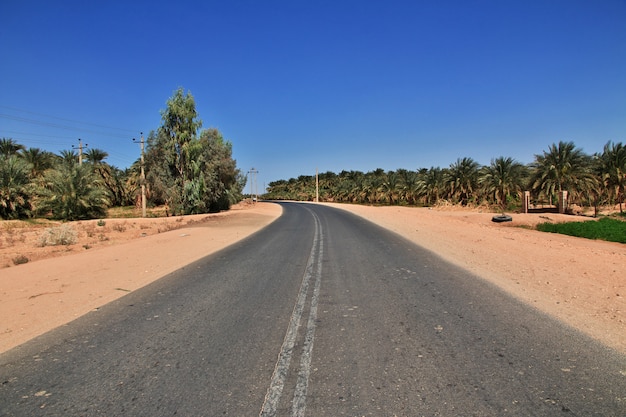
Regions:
[[536, 217, 626, 243]]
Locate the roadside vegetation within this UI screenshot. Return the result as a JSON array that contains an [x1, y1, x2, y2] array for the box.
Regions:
[[536, 217, 626, 244], [0, 88, 245, 221], [265, 141, 626, 219]]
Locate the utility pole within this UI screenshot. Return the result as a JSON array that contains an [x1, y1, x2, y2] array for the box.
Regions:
[[315, 168, 319, 203], [248, 167, 258, 203], [73, 138, 88, 165], [133, 133, 146, 218]]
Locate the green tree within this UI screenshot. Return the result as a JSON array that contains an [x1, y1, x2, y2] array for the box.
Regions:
[[36, 162, 109, 220], [0, 155, 32, 219], [58, 149, 79, 168], [529, 141, 593, 205], [144, 129, 175, 207], [378, 171, 400, 204], [0, 138, 25, 157], [160, 88, 202, 183], [397, 168, 424, 205], [598, 141, 626, 213], [479, 156, 527, 212], [446, 157, 481, 205], [84, 148, 109, 165], [83, 148, 132, 207], [20, 147, 56, 179], [144, 90, 243, 214], [150, 88, 203, 213], [198, 128, 243, 211], [420, 167, 444, 205]]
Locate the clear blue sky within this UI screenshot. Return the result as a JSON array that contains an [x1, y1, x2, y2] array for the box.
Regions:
[[1, 1, 625, 190]]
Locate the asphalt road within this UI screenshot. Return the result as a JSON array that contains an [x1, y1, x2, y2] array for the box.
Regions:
[[1, 202, 625, 416]]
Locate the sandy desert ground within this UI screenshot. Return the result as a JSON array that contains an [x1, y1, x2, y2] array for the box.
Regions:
[[0, 202, 624, 354]]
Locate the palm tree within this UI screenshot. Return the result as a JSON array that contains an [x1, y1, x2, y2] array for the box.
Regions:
[[378, 171, 401, 204], [584, 156, 607, 217], [19, 147, 55, 179], [84, 148, 109, 165], [0, 138, 25, 157], [317, 171, 337, 202], [84, 148, 130, 206], [446, 157, 481, 205], [58, 149, 79, 168], [36, 163, 110, 220], [479, 156, 528, 212], [598, 141, 626, 213], [529, 141, 593, 205], [0, 155, 32, 219], [397, 169, 424, 205], [421, 167, 445, 206]]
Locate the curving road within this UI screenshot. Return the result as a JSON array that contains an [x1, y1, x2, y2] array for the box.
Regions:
[[1, 202, 625, 416]]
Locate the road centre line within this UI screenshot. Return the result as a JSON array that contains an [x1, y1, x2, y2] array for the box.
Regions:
[[292, 211, 323, 417], [260, 209, 324, 417]]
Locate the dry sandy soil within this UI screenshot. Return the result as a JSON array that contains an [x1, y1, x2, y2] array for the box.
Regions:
[[1, 202, 624, 355]]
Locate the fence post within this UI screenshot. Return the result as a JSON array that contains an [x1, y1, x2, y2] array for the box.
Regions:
[[558, 191, 568, 214], [523, 191, 530, 214]]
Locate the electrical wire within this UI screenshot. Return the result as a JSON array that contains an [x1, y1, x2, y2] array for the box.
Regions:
[[0, 105, 138, 134], [0, 105, 143, 167]]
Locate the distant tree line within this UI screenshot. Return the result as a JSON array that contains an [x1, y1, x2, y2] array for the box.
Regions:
[[265, 141, 626, 215], [0, 88, 244, 220]]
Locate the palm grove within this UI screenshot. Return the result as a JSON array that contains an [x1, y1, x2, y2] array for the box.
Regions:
[[265, 141, 626, 215], [0, 89, 245, 220]]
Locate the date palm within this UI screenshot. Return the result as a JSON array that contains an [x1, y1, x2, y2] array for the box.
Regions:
[[0, 155, 32, 219], [480, 156, 527, 212], [379, 171, 401, 204], [530, 141, 593, 205], [446, 157, 480, 205], [36, 163, 109, 220], [422, 167, 445, 206], [598, 141, 626, 213], [20, 147, 55, 178], [84, 148, 109, 165], [0, 138, 25, 157], [58, 149, 79, 167], [397, 169, 424, 205]]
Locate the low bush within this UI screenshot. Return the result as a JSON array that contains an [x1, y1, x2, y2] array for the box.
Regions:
[[536, 217, 626, 244], [38, 224, 78, 246], [12, 254, 29, 265]]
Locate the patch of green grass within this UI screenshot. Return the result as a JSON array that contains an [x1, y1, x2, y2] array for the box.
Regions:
[[536, 217, 626, 243]]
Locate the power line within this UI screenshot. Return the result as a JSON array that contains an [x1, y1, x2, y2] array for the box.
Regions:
[[0, 113, 130, 139], [1, 129, 78, 139], [2, 134, 139, 167], [0, 104, 137, 134]]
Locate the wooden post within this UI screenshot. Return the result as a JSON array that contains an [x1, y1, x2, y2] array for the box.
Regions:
[[522, 191, 530, 214]]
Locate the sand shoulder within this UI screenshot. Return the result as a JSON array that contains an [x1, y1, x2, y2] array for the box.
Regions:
[[1, 202, 624, 354]]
